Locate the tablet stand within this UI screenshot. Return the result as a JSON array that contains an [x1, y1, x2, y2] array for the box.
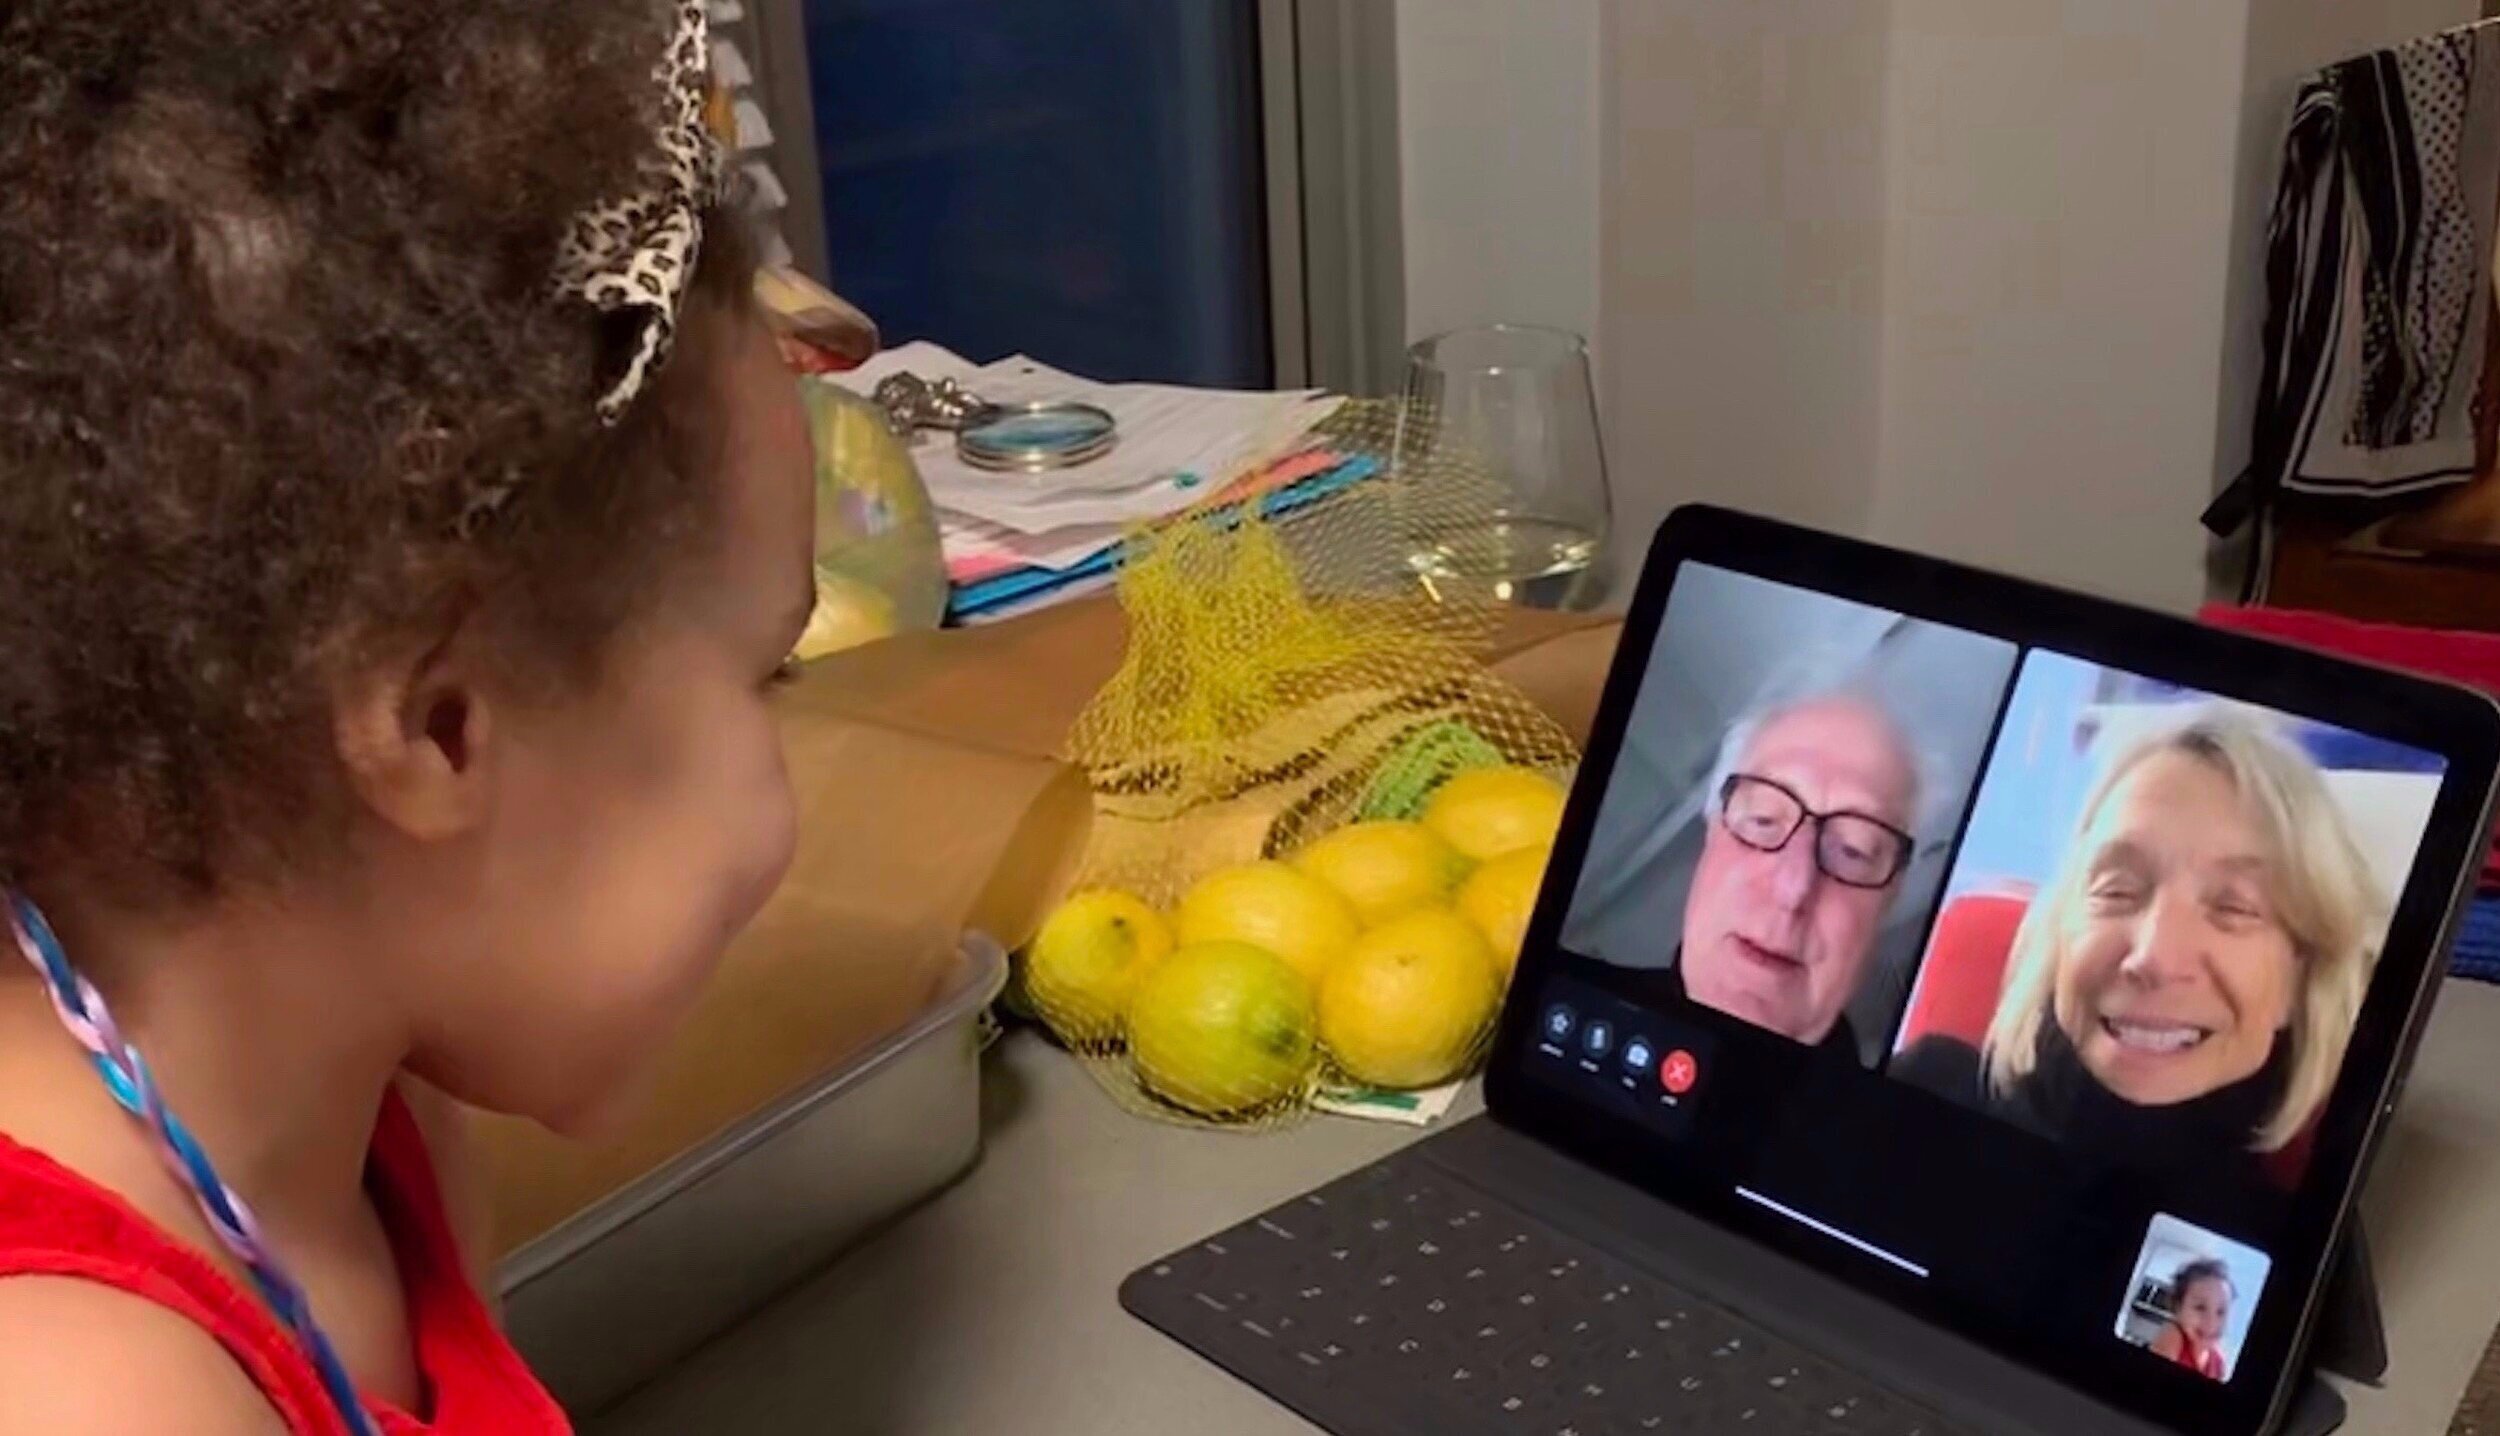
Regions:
[[2283, 1226, 2385, 1436], [2313, 1225, 2388, 1386]]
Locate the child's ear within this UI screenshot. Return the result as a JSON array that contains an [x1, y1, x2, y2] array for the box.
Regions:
[[332, 631, 496, 842]]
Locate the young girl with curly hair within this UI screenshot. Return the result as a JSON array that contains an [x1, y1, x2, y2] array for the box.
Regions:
[[0, 1, 815, 1429]]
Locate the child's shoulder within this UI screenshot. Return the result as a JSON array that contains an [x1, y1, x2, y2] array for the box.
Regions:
[[0, 1275, 287, 1433]]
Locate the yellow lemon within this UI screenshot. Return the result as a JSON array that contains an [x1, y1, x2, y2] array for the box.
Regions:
[[1318, 909, 1501, 1090], [1129, 942, 1320, 1116], [1421, 766, 1568, 863], [1456, 844, 1551, 984], [1292, 821, 1466, 925], [1024, 889, 1174, 1048], [1175, 862, 1361, 987]]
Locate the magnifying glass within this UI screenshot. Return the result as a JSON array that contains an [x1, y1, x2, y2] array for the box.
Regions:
[[954, 401, 1119, 473], [872, 373, 1119, 474]]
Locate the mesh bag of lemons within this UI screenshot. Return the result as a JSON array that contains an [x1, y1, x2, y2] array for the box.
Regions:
[[1019, 406, 1581, 1129]]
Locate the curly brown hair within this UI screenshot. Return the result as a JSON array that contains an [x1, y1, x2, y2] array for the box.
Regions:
[[0, 0, 758, 899]]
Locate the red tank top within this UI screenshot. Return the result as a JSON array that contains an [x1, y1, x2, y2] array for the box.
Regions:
[[0, 1091, 568, 1435], [2168, 1327, 2227, 1382]]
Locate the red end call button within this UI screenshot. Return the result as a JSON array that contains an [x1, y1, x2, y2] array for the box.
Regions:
[[1659, 1049, 1699, 1096]]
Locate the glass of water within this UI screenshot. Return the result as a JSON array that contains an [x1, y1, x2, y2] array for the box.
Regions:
[[1391, 324, 1612, 610]]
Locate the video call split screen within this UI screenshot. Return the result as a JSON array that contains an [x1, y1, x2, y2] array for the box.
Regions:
[[1548, 563, 2444, 1389]]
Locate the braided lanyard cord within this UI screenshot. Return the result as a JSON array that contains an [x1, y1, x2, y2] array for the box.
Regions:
[[6, 894, 378, 1436]]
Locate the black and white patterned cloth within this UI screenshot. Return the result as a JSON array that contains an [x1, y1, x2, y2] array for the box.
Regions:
[[2206, 19, 2500, 549], [553, 0, 728, 427]]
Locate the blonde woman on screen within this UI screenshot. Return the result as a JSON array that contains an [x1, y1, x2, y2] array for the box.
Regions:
[[1894, 708, 2385, 1189]]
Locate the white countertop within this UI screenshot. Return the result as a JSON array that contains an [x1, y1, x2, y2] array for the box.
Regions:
[[591, 979, 2500, 1435]]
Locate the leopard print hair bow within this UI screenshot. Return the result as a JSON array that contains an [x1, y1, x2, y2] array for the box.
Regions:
[[553, 0, 729, 425]]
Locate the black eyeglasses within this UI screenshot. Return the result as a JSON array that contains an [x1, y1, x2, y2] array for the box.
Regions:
[[1715, 773, 1913, 889]]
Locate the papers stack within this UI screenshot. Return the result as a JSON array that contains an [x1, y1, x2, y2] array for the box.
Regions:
[[820, 343, 1365, 624]]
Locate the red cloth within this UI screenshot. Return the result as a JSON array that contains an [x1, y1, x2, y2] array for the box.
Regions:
[[0, 1091, 568, 1435], [2200, 603, 2500, 888], [1895, 888, 2030, 1049], [2168, 1328, 2227, 1382]]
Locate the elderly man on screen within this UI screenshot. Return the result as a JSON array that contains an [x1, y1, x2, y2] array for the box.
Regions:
[[1673, 689, 1925, 1052]]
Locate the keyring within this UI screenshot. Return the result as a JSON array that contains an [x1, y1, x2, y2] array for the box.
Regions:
[[871, 372, 989, 435]]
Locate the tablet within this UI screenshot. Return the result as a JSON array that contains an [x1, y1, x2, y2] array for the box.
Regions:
[[1485, 505, 2500, 1436]]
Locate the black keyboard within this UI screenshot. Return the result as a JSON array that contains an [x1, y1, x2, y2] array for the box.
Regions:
[[1122, 1150, 1970, 1436]]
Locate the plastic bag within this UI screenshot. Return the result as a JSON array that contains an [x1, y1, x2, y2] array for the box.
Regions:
[[795, 380, 947, 660]]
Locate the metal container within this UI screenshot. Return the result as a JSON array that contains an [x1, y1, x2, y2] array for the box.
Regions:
[[496, 934, 1008, 1413]]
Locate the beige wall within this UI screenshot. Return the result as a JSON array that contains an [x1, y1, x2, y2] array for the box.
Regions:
[[1395, 0, 1603, 351], [1584, 0, 2478, 612], [1868, 0, 2246, 609], [1595, 1, 1894, 583]]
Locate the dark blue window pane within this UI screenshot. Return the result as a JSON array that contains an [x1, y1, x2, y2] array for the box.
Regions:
[[805, 0, 1273, 387]]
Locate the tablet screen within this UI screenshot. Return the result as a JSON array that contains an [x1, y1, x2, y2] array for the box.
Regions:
[[1500, 533, 2490, 1434]]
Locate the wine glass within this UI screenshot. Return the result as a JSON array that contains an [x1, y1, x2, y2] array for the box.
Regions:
[[1390, 324, 1613, 610]]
